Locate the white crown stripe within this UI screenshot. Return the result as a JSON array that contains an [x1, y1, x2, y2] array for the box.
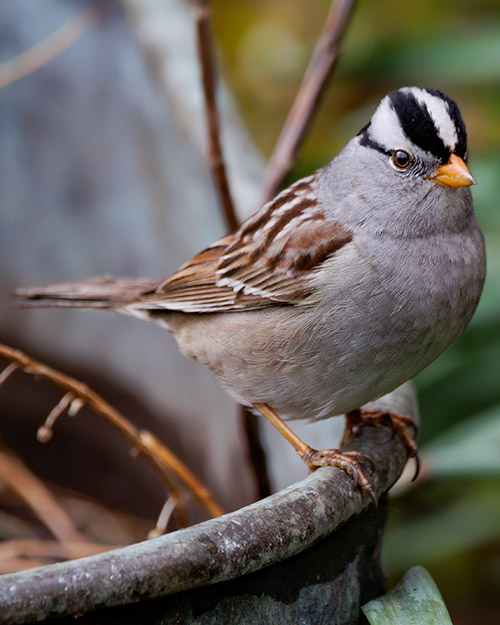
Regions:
[[368, 98, 413, 153], [411, 89, 458, 152]]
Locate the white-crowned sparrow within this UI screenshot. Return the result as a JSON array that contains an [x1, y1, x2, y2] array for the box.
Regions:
[[17, 87, 486, 495]]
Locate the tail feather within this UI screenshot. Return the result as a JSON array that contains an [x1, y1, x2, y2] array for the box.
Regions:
[[14, 276, 162, 309]]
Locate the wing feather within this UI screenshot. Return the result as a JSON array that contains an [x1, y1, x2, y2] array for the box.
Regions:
[[135, 173, 353, 313]]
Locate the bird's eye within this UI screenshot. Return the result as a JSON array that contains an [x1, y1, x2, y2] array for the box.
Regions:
[[392, 150, 412, 169]]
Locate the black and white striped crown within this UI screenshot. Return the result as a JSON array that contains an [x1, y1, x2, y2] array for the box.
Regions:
[[360, 87, 468, 164]]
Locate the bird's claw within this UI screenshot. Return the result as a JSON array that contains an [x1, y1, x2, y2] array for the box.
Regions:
[[342, 409, 420, 480], [301, 446, 377, 504]]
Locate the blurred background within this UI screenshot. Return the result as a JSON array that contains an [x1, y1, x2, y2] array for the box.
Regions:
[[0, 0, 499, 622]]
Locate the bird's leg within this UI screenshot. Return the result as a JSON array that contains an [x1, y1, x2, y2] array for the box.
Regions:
[[341, 409, 420, 480], [253, 402, 376, 502]]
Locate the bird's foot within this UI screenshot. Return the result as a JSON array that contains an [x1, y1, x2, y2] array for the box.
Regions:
[[301, 446, 376, 504], [341, 409, 420, 480], [252, 402, 377, 502]]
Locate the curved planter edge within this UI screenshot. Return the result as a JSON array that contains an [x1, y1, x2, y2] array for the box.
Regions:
[[0, 423, 408, 624]]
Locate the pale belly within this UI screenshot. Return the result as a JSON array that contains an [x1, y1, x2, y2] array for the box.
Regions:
[[171, 229, 485, 421]]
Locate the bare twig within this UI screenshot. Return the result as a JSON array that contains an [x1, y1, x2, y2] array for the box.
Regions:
[[0, 343, 224, 522], [140, 431, 224, 518], [37, 392, 75, 443], [0, 8, 99, 90], [0, 539, 117, 562], [241, 1, 359, 496], [0, 539, 119, 574], [0, 363, 18, 386], [192, 0, 272, 500], [260, 0, 358, 203], [0, 448, 85, 546], [192, 0, 238, 232], [147, 495, 179, 539], [241, 407, 271, 499]]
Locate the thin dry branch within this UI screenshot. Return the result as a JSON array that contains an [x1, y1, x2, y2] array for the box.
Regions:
[[193, 0, 238, 232], [147, 495, 179, 539], [0, 363, 18, 386], [245, 1, 358, 494], [140, 431, 224, 519], [0, 343, 224, 522], [0, 538, 118, 562], [260, 0, 358, 203], [240, 407, 271, 499], [192, 0, 272, 500], [37, 392, 75, 443], [0, 539, 119, 574], [0, 8, 99, 90], [0, 448, 85, 547]]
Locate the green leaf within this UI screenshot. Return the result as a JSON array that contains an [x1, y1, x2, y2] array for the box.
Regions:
[[362, 566, 453, 624]]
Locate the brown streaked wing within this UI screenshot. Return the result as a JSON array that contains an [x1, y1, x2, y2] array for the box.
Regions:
[[215, 174, 352, 301], [138, 235, 250, 312], [136, 234, 268, 312], [139, 173, 352, 312]]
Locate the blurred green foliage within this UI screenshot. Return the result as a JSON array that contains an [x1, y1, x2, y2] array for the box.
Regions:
[[212, 1, 500, 622]]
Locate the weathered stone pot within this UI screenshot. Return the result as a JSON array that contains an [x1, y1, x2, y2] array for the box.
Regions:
[[0, 423, 409, 625]]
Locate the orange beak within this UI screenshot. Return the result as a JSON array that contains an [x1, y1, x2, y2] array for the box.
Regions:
[[429, 153, 476, 188]]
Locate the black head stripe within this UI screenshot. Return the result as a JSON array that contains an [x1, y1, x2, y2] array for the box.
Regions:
[[425, 88, 467, 160], [389, 90, 450, 164]]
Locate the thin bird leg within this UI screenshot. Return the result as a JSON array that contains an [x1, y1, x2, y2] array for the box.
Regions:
[[253, 402, 375, 502], [341, 409, 420, 480]]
